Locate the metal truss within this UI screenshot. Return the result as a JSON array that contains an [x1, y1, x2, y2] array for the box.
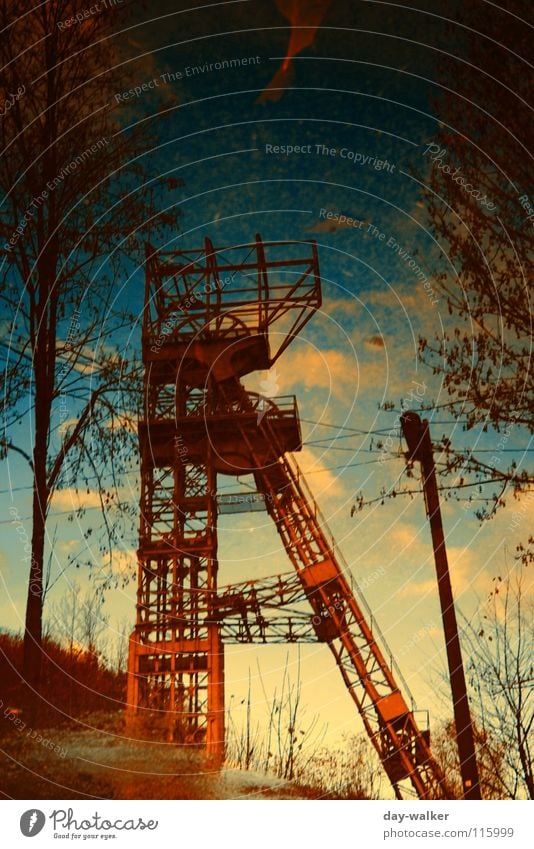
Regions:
[[215, 570, 316, 643], [220, 379, 450, 800], [127, 235, 450, 798], [127, 236, 321, 756]]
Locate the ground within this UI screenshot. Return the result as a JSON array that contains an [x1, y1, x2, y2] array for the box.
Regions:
[[0, 713, 319, 800]]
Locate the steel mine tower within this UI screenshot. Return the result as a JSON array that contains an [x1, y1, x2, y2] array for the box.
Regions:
[[126, 236, 449, 800]]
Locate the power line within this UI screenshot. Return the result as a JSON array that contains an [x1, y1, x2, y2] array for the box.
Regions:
[[300, 417, 384, 435]]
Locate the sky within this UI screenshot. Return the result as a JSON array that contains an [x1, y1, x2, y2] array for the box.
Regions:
[[1, 0, 532, 754]]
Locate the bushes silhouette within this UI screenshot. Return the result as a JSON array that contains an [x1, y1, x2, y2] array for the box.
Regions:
[[0, 631, 125, 726]]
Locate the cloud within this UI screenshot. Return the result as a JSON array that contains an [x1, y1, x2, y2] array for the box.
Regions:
[[268, 347, 356, 400], [365, 334, 385, 350], [57, 342, 124, 377], [447, 546, 478, 595], [296, 445, 345, 499], [105, 413, 137, 431], [306, 212, 368, 234], [271, 340, 394, 399], [400, 578, 436, 598], [396, 533, 483, 600], [58, 417, 78, 435], [256, 62, 294, 103], [257, 0, 332, 103], [503, 493, 534, 543], [102, 547, 136, 578], [57, 539, 81, 556], [390, 524, 420, 550], [322, 296, 360, 316], [362, 288, 418, 312], [51, 488, 103, 511]]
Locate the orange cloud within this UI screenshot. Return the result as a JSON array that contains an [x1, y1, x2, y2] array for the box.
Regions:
[[257, 0, 333, 103], [365, 335, 385, 350], [259, 347, 356, 400], [297, 446, 345, 498], [257, 62, 295, 104], [306, 212, 368, 234], [277, 0, 333, 69]]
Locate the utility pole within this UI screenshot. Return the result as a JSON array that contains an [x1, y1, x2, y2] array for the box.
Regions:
[[400, 411, 481, 800]]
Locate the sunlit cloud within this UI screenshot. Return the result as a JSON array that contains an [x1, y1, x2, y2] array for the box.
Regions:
[[51, 488, 103, 511], [102, 547, 136, 578], [265, 347, 356, 399], [257, 0, 333, 102], [306, 211, 369, 234], [297, 445, 345, 498]]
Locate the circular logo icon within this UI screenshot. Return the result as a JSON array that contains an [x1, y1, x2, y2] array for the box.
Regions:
[[20, 810, 46, 837]]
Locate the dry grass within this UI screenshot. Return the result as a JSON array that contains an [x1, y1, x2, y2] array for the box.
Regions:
[[0, 711, 319, 799]]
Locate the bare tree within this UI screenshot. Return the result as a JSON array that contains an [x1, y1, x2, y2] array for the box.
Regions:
[[430, 720, 508, 800], [226, 653, 326, 782], [295, 733, 383, 799], [47, 581, 108, 658], [415, 0, 532, 506], [80, 592, 109, 658], [0, 0, 180, 714], [461, 568, 534, 799], [49, 582, 82, 658], [226, 672, 263, 772], [107, 615, 131, 674], [353, 3, 533, 522]]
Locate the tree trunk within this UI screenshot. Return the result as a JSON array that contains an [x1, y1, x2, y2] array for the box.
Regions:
[[517, 735, 534, 800], [22, 368, 50, 724]]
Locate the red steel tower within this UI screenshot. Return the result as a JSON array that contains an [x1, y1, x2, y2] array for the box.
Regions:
[[126, 236, 449, 799]]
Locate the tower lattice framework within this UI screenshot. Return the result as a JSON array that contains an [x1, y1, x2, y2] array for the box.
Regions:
[[126, 235, 450, 800]]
